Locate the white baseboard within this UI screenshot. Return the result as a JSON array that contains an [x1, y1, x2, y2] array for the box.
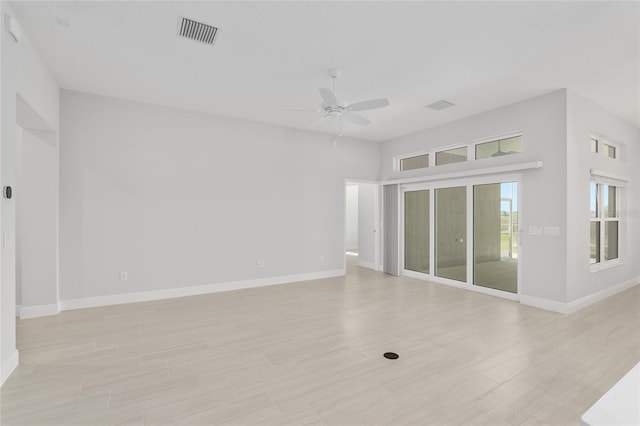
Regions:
[[357, 260, 376, 270], [519, 295, 568, 314], [19, 303, 61, 319], [1, 350, 19, 387], [521, 277, 640, 314], [60, 269, 345, 311], [566, 277, 639, 314]]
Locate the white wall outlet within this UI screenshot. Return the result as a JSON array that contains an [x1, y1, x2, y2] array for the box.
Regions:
[[528, 226, 543, 235], [256, 260, 265, 269], [320, 255, 325, 263], [119, 272, 128, 281], [544, 226, 560, 236]]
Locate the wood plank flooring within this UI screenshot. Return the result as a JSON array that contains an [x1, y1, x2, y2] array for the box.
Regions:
[[2, 257, 638, 425]]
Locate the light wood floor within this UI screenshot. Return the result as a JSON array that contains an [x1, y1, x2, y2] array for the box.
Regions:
[[2, 257, 638, 425]]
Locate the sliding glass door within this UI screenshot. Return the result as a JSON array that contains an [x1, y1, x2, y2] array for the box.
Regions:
[[473, 182, 518, 293], [435, 186, 467, 282], [401, 178, 519, 295], [404, 190, 430, 274]]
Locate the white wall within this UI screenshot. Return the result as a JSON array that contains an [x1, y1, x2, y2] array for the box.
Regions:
[[345, 185, 358, 251], [566, 91, 640, 302], [1, 3, 60, 385], [380, 90, 568, 304], [17, 128, 59, 311], [59, 91, 380, 302], [357, 183, 377, 269]]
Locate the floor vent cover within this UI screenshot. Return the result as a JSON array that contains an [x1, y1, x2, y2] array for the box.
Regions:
[[179, 17, 218, 45], [383, 352, 399, 359]]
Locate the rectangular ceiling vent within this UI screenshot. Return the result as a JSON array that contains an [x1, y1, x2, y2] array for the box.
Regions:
[[178, 17, 218, 45], [426, 100, 455, 111]]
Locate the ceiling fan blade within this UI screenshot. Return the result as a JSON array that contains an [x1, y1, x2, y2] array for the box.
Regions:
[[342, 112, 370, 126], [281, 108, 322, 112], [319, 88, 338, 106], [345, 98, 390, 112]]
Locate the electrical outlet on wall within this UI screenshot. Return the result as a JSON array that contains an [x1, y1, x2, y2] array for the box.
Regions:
[[256, 260, 265, 269], [119, 272, 128, 281], [320, 255, 325, 263]]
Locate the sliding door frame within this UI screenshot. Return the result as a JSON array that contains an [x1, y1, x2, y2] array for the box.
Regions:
[[399, 173, 522, 301]]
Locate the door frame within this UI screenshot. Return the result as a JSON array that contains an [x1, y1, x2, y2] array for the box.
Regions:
[[399, 173, 522, 301]]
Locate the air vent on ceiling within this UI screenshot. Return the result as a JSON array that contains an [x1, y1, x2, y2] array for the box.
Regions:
[[178, 17, 218, 45], [426, 100, 455, 111]]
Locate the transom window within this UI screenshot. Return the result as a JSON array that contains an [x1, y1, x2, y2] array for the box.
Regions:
[[399, 153, 429, 171], [435, 147, 467, 165], [475, 135, 522, 159], [591, 137, 617, 159]]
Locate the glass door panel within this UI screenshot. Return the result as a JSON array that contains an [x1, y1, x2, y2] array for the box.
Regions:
[[473, 182, 518, 293], [435, 186, 467, 282], [404, 190, 430, 273]]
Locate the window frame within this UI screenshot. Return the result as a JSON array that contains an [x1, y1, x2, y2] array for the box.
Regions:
[[590, 182, 621, 272], [396, 151, 430, 172], [590, 135, 619, 159], [434, 145, 468, 166], [474, 134, 523, 160]]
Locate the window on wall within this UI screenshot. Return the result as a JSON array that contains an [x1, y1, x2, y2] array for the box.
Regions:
[[475, 135, 523, 159], [435, 147, 467, 165], [591, 137, 617, 159], [399, 153, 429, 171], [590, 182, 619, 266]]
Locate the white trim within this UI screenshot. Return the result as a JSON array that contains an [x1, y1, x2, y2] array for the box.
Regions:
[[1, 350, 19, 387], [520, 295, 568, 314], [520, 278, 639, 314], [566, 277, 639, 313], [382, 161, 542, 186], [357, 260, 376, 270], [590, 258, 624, 273], [60, 269, 345, 311], [590, 169, 628, 183], [401, 270, 519, 301], [19, 303, 61, 319], [15, 304, 23, 318]]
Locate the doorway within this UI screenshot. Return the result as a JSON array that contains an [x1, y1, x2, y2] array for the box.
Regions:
[[345, 181, 380, 274]]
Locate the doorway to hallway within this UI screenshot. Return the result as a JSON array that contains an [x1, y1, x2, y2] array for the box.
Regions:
[[345, 181, 380, 275]]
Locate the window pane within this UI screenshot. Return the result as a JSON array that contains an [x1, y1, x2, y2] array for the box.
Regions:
[[435, 186, 466, 282], [603, 185, 616, 218], [400, 154, 429, 171], [473, 182, 517, 293], [436, 147, 467, 165], [404, 190, 430, 273], [590, 182, 598, 218], [590, 222, 600, 264], [603, 143, 616, 158], [604, 221, 618, 260], [590, 138, 598, 153], [475, 136, 523, 159]]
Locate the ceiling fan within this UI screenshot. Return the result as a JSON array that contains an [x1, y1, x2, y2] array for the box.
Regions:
[[285, 68, 390, 135]]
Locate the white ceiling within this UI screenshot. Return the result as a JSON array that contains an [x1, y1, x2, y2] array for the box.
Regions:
[[9, 1, 639, 142]]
